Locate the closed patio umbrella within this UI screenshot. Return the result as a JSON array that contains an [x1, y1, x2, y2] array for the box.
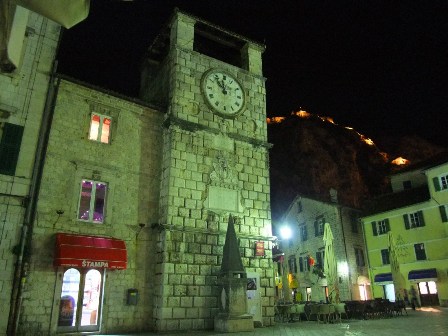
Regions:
[[388, 231, 405, 301], [324, 223, 339, 303]]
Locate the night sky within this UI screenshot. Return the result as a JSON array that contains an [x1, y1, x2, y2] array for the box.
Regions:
[[57, 1, 448, 147]]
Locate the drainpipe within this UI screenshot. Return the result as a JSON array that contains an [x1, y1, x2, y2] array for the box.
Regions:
[[7, 62, 60, 336]]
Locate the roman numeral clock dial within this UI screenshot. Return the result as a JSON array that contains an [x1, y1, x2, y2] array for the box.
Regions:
[[201, 69, 245, 118]]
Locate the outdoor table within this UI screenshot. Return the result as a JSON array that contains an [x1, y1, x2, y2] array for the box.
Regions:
[[275, 304, 293, 322]]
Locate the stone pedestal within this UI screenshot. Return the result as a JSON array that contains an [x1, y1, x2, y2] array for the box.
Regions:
[[214, 313, 254, 333], [214, 277, 254, 332]]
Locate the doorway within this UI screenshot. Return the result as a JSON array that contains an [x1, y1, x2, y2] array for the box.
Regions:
[[383, 283, 396, 302], [358, 284, 368, 301], [418, 281, 439, 306], [57, 268, 104, 332]]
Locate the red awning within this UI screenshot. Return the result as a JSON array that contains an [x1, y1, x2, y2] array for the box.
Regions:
[[54, 233, 127, 269]]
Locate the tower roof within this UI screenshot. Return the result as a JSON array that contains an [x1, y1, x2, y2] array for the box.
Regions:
[[220, 215, 245, 276]]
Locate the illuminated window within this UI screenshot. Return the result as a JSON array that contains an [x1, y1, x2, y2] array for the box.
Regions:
[[381, 249, 390, 265], [414, 243, 426, 260], [58, 268, 104, 331], [404, 211, 425, 229], [88, 113, 111, 144], [77, 180, 107, 223]]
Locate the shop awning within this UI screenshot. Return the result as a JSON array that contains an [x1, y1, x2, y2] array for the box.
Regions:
[[374, 273, 393, 283], [54, 233, 127, 269], [408, 268, 437, 282]]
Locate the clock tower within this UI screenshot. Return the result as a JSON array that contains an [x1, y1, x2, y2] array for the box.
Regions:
[[141, 10, 274, 331]]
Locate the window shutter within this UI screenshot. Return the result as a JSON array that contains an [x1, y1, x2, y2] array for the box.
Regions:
[[371, 221, 378, 236], [0, 123, 24, 176], [418, 211, 425, 227], [385, 218, 390, 232], [433, 177, 441, 191], [303, 227, 308, 241], [404, 214, 410, 230], [439, 206, 448, 222], [314, 221, 318, 236], [299, 257, 303, 272]]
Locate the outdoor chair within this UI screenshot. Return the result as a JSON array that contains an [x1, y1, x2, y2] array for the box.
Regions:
[[328, 304, 336, 323], [290, 304, 306, 321], [317, 304, 331, 323], [334, 303, 348, 323], [307, 304, 320, 321]]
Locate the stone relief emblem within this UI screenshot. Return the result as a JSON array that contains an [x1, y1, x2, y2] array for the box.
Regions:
[[210, 153, 238, 188]]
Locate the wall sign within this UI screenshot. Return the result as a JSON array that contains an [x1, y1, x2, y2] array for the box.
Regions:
[[255, 241, 264, 256]]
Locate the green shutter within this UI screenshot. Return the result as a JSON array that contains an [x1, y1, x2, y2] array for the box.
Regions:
[[0, 123, 24, 176], [371, 221, 378, 236], [314, 221, 318, 236], [439, 206, 448, 222], [433, 177, 441, 191], [404, 214, 410, 230], [418, 211, 425, 227], [385, 218, 390, 232]]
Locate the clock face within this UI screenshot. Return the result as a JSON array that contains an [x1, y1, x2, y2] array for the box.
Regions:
[[201, 69, 245, 118]]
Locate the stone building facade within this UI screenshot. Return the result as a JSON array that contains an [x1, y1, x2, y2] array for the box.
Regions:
[[2, 10, 275, 335], [277, 194, 371, 303], [0, 7, 61, 335]]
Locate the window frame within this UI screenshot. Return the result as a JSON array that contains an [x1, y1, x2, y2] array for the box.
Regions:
[[0, 122, 24, 176], [314, 216, 325, 237], [77, 179, 108, 224], [354, 247, 365, 267], [88, 112, 112, 144], [371, 219, 390, 236], [316, 250, 325, 269], [381, 249, 390, 265], [298, 223, 307, 242], [414, 243, 426, 261], [404, 211, 425, 230], [288, 256, 298, 273]]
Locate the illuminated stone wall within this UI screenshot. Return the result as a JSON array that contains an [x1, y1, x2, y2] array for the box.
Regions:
[[0, 11, 61, 335], [146, 11, 275, 331]]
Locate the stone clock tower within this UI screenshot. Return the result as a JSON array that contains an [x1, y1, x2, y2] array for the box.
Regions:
[[140, 10, 274, 331]]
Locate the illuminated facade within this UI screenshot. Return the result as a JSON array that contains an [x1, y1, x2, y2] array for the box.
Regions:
[[362, 152, 448, 307], [277, 194, 371, 303], [1, 9, 275, 335]]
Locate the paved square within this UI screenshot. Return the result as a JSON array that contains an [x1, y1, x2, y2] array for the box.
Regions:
[[106, 307, 447, 336]]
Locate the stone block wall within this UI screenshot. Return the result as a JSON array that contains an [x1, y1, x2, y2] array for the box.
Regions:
[[17, 80, 164, 334], [150, 12, 274, 330], [0, 11, 60, 336]]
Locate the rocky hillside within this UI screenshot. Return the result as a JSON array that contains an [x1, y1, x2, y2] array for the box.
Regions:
[[268, 111, 445, 221]]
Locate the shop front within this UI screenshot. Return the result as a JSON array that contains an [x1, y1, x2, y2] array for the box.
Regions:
[[408, 268, 439, 306], [53, 233, 127, 333]]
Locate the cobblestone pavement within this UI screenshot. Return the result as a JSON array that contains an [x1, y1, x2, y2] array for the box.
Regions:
[[106, 307, 448, 336]]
